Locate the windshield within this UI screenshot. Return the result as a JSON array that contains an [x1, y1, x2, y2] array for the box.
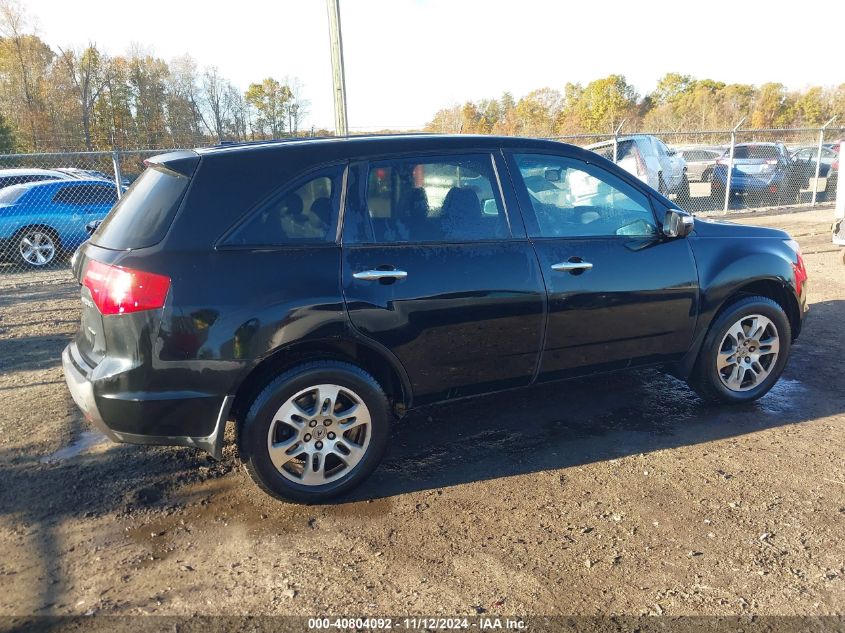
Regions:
[[733, 145, 780, 160], [0, 185, 27, 205]]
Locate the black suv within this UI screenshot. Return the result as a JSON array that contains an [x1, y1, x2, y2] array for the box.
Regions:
[[63, 135, 808, 502]]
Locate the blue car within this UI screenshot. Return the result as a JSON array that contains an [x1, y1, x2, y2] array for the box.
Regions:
[[711, 142, 801, 206], [0, 179, 119, 268]]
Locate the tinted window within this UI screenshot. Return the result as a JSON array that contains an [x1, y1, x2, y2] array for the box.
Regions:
[[225, 168, 341, 246], [92, 166, 189, 250], [515, 154, 657, 238], [347, 154, 508, 243], [733, 145, 780, 160], [52, 185, 118, 206]]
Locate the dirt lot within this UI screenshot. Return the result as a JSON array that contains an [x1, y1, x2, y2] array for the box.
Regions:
[[0, 207, 843, 620]]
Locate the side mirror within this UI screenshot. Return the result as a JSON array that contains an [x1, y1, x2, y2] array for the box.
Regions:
[[663, 208, 694, 238]]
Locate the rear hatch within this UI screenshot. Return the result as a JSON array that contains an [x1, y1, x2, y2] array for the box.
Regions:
[[73, 151, 198, 367], [729, 145, 780, 176]]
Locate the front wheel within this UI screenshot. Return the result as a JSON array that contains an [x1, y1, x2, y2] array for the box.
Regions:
[[238, 360, 391, 503], [688, 295, 791, 403]]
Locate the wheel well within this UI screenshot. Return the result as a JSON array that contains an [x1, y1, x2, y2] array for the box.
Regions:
[[14, 224, 61, 246], [718, 279, 801, 340], [229, 339, 410, 426]]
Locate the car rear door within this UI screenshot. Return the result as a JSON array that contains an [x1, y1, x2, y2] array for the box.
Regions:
[[505, 149, 699, 381], [341, 151, 546, 405]]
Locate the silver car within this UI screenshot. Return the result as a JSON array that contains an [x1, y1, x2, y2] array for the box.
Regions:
[[677, 148, 724, 182]]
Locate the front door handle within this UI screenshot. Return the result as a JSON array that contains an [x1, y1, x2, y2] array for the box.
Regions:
[[551, 261, 593, 272], [353, 269, 408, 281]]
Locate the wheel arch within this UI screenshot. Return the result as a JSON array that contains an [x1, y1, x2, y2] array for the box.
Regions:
[[229, 335, 412, 427], [672, 275, 801, 380]]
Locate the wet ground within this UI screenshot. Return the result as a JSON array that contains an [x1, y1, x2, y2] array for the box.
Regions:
[[0, 207, 843, 618]]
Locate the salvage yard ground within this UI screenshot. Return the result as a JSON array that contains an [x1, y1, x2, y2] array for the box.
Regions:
[[0, 207, 843, 617]]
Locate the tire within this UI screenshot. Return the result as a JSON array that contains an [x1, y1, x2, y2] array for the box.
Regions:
[[688, 295, 791, 404], [16, 226, 59, 268], [237, 360, 392, 503]]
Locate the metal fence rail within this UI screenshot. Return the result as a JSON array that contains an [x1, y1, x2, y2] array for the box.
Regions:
[[0, 128, 839, 284]]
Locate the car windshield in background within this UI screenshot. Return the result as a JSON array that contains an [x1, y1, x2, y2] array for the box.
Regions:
[[0, 184, 27, 205], [90, 165, 189, 250], [733, 146, 780, 160]]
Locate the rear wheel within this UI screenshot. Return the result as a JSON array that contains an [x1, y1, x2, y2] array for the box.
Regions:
[[238, 360, 391, 503], [17, 227, 58, 268], [688, 295, 791, 403]]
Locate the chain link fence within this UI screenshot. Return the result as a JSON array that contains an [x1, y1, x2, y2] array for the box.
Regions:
[[552, 125, 841, 215], [0, 129, 839, 285]]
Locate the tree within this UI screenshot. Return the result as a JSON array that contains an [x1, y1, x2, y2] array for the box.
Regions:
[[0, 1, 54, 149], [575, 74, 638, 133], [200, 65, 235, 142], [0, 109, 14, 151], [245, 77, 291, 138], [55, 44, 105, 150]]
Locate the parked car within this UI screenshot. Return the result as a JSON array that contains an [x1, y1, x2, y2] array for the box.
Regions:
[[791, 145, 839, 201], [0, 179, 119, 267], [711, 142, 801, 205], [586, 135, 689, 198], [0, 167, 73, 190], [63, 135, 807, 502], [677, 147, 723, 182]]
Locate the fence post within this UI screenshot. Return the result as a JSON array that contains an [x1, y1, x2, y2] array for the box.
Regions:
[[723, 117, 746, 213], [612, 119, 626, 163], [111, 150, 123, 200], [811, 116, 837, 206]]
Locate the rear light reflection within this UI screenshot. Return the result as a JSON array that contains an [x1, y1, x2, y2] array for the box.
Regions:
[[83, 260, 171, 315]]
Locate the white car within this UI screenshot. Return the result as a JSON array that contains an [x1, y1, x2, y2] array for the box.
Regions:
[[586, 135, 688, 198]]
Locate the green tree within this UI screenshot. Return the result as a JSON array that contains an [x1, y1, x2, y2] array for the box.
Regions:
[[575, 74, 638, 133], [245, 77, 292, 138]]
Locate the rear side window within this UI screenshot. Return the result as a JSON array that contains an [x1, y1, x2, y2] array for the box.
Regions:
[[223, 167, 342, 247], [91, 166, 189, 250], [52, 185, 118, 205], [346, 154, 509, 243]]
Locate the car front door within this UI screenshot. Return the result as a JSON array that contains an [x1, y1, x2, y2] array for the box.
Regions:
[[341, 152, 546, 405], [506, 150, 699, 381]]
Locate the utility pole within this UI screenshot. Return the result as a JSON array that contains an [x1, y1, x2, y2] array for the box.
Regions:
[[326, 0, 348, 137]]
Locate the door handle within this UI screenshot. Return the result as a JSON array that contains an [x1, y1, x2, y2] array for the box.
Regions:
[[551, 261, 593, 272], [353, 269, 408, 281]]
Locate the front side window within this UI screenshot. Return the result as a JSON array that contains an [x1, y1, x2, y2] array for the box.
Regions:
[[514, 153, 658, 238], [347, 154, 508, 244], [225, 168, 341, 247]]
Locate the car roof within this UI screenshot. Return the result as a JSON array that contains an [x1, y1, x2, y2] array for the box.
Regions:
[[193, 133, 572, 158], [0, 167, 71, 177]]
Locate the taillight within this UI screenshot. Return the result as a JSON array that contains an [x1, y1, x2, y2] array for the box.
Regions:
[[83, 260, 170, 315]]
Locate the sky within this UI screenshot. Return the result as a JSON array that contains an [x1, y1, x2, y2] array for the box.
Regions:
[[23, 0, 845, 131]]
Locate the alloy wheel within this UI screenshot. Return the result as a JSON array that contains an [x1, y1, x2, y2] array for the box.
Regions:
[[266, 383, 371, 485], [716, 313, 780, 392], [19, 230, 56, 267]]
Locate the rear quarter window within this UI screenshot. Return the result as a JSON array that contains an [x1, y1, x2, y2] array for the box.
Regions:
[[91, 165, 190, 250]]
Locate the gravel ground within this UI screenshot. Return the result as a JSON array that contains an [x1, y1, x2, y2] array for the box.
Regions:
[[0, 207, 843, 619]]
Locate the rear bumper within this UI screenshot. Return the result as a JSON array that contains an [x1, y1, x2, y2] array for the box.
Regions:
[[62, 343, 233, 459]]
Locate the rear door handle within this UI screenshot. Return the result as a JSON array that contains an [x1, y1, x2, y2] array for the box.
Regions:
[[353, 269, 408, 281], [551, 261, 593, 272]]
